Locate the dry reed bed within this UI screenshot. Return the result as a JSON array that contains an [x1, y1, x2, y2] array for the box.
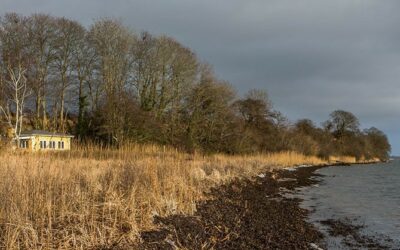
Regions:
[[0, 144, 327, 249]]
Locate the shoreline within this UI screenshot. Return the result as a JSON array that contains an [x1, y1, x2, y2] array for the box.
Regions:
[[138, 162, 382, 249], [299, 162, 395, 249]]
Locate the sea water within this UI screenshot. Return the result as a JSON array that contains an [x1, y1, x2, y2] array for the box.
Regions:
[[299, 160, 400, 249]]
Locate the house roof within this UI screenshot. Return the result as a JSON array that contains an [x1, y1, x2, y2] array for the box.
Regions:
[[20, 130, 74, 138]]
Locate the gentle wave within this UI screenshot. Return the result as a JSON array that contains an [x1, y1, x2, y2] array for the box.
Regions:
[[299, 161, 400, 249]]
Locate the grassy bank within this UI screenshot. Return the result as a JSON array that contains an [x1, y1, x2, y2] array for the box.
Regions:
[[0, 144, 356, 249]]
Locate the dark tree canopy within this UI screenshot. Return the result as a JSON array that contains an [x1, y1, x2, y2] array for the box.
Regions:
[[323, 110, 360, 138], [364, 127, 391, 160]]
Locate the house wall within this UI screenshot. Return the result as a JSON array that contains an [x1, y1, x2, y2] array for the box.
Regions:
[[31, 135, 72, 151]]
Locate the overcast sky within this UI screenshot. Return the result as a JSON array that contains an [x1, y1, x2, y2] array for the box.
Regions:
[[1, 0, 399, 154]]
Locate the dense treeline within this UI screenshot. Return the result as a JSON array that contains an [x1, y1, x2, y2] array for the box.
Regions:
[[0, 13, 391, 160]]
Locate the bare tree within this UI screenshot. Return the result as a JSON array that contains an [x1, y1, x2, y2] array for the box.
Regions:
[[88, 18, 134, 143], [0, 13, 32, 140], [363, 127, 391, 160], [131, 32, 158, 111], [0, 64, 30, 141], [73, 29, 96, 139], [26, 14, 57, 130], [156, 36, 198, 113], [52, 17, 86, 132], [131, 34, 198, 114], [184, 65, 236, 152]]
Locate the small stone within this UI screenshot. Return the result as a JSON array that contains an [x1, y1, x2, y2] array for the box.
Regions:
[[310, 243, 323, 250]]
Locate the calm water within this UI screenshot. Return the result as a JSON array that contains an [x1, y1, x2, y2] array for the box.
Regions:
[[299, 160, 400, 249]]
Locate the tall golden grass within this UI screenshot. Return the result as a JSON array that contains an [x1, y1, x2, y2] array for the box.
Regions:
[[0, 144, 330, 249]]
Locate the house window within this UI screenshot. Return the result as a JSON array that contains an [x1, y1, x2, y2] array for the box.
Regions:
[[49, 141, 55, 149], [61, 141, 64, 149], [58, 141, 61, 149], [19, 140, 28, 148], [40, 141, 47, 149]]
